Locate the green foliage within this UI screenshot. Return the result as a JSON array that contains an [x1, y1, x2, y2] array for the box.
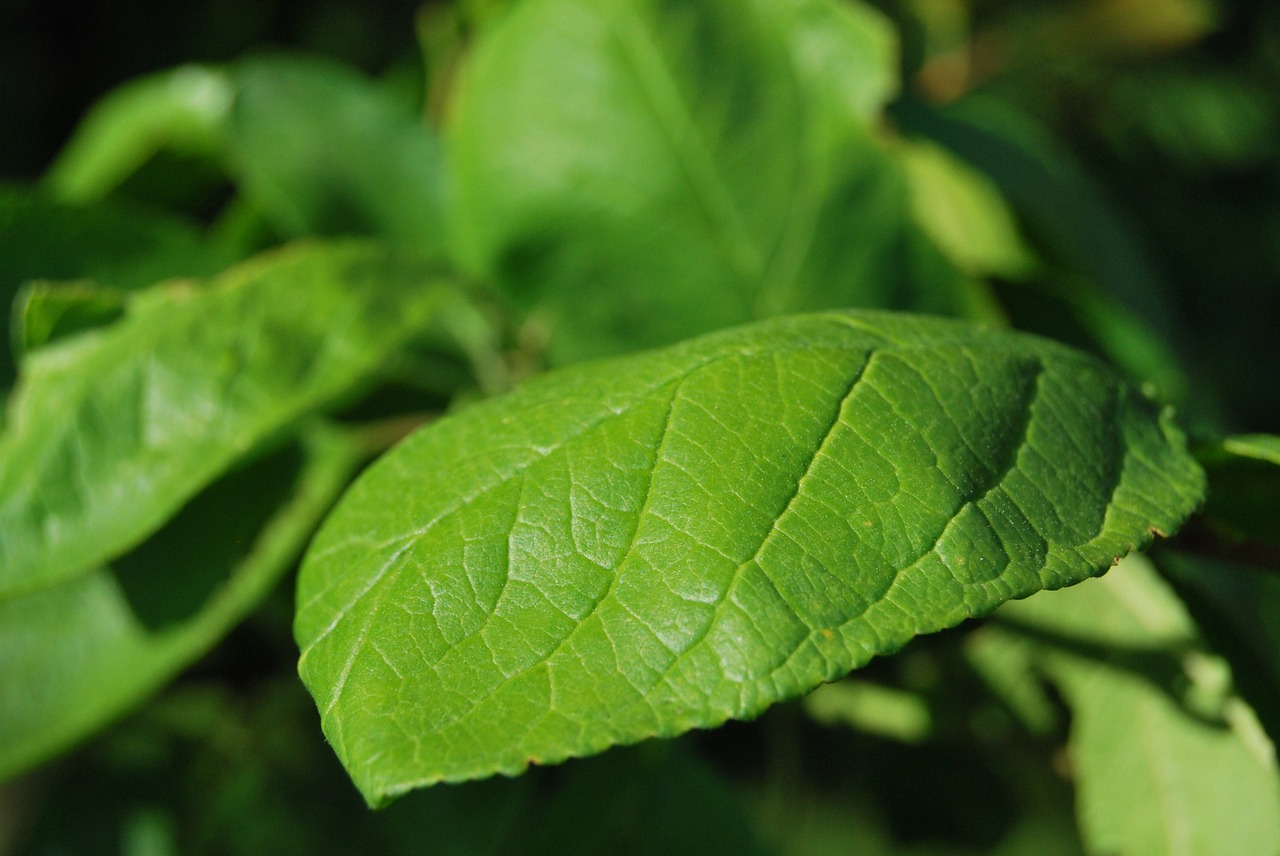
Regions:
[[2, 0, 1278, 853], [0, 242, 460, 598], [298, 311, 1200, 804], [991, 555, 1280, 856]]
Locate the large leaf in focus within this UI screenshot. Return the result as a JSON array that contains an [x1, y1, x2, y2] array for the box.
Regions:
[[0, 426, 360, 782], [296, 310, 1203, 805], [0, 186, 232, 386], [0, 241, 458, 599], [995, 556, 1280, 856], [449, 0, 951, 362]]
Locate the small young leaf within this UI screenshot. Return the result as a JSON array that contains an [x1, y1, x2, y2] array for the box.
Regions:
[[43, 65, 233, 205], [42, 57, 448, 256], [0, 241, 460, 599], [12, 280, 128, 357], [295, 310, 1203, 805]]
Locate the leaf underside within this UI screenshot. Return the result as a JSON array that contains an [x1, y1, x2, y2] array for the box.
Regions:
[[294, 311, 1203, 806]]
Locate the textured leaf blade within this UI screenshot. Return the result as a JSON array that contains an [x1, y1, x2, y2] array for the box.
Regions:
[[296, 311, 1203, 805], [0, 241, 456, 598]]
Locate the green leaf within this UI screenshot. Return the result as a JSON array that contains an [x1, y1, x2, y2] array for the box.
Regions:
[[0, 241, 459, 600], [0, 185, 233, 387], [296, 310, 1203, 805], [43, 66, 233, 205], [43, 57, 448, 255], [1193, 432, 1280, 548], [1214, 434, 1280, 467], [224, 56, 448, 255], [0, 425, 361, 782], [448, 0, 937, 362], [803, 679, 933, 743], [894, 138, 1037, 281], [1158, 551, 1280, 748], [995, 556, 1280, 856], [12, 280, 128, 358]]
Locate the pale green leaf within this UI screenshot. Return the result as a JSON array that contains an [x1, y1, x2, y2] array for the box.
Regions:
[[296, 310, 1203, 805], [803, 679, 933, 743], [0, 425, 361, 782], [0, 241, 459, 599], [448, 0, 948, 362], [996, 555, 1280, 856], [895, 139, 1037, 280]]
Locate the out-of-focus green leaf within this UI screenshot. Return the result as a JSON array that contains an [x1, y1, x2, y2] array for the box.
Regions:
[[0, 241, 462, 600], [892, 98, 1195, 407], [0, 425, 360, 783], [43, 66, 233, 205], [1157, 550, 1280, 749], [224, 56, 447, 255], [449, 0, 961, 362], [964, 627, 1059, 736], [297, 310, 1202, 805], [894, 138, 1036, 280], [803, 679, 933, 743], [1203, 434, 1280, 468], [996, 555, 1280, 856], [0, 186, 234, 388], [12, 280, 128, 357], [1192, 433, 1280, 547], [42, 57, 447, 256]]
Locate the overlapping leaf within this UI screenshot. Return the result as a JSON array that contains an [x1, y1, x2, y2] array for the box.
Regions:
[[296, 311, 1203, 805], [0, 186, 232, 387], [0, 242, 457, 599], [448, 0, 969, 362], [993, 556, 1280, 856], [43, 57, 446, 255], [0, 426, 360, 781]]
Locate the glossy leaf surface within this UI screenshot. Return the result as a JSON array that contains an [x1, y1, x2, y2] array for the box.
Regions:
[[0, 242, 456, 598], [296, 311, 1203, 805]]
